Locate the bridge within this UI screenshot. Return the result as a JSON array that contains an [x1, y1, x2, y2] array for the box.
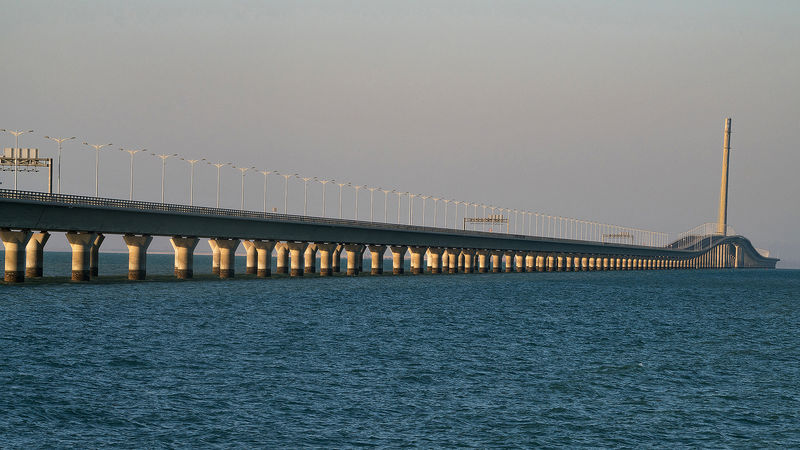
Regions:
[[0, 118, 780, 282]]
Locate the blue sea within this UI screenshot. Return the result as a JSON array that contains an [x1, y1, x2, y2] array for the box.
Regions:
[[1, 252, 799, 447]]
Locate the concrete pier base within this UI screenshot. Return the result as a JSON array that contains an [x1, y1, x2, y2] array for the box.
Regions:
[[344, 244, 364, 276], [214, 238, 240, 278], [390, 246, 407, 275], [526, 253, 535, 272], [491, 252, 502, 273], [208, 239, 220, 275], [242, 240, 258, 274], [304, 244, 318, 274], [428, 247, 444, 274], [24, 231, 49, 278], [332, 245, 342, 273], [170, 237, 199, 279], [252, 240, 276, 277], [513, 253, 523, 273], [445, 249, 459, 274], [89, 234, 104, 277], [556, 255, 565, 272], [1, 229, 32, 283], [476, 250, 489, 273], [287, 242, 308, 277], [547, 255, 555, 272], [368, 245, 386, 275], [66, 231, 97, 281], [458, 252, 465, 273], [275, 242, 288, 274], [316, 243, 337, 276], [536, 255, 545, 272], [462, 250, 475, 273], [408, 246, 426, 274], [123, 234, 152, 280]]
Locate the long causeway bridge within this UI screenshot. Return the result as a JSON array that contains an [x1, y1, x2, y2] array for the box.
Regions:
[[0, 189, 778, 282]]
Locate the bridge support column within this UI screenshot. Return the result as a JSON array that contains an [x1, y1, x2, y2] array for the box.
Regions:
[[304, 244, 318, 274], [275, 242, 288, 274], [66, 232, 96, 281], [214, 238, 240, 279], [506, 252, 528, 273], [332, 245, 342, 273], [1, 229, 31, 283], [734, 245, 741, 268], [123, 234, 152, 281], [565, 255, 573, 272], [89, 234, 104, 278], [344, 244, 364, 276], [390, 246, 407, 275], [476, 250, 489, 273], [458, 252, 465, 273], [170, 236, 199, 279], [286, 242, 308, 277], [556, 255, 564, 272], [242, 240, 258, 274], [491, 252, 502, 273], [603, 257, 609, 271], [368, 245, 386, 275], [408, 246, 426, 274], [428, 247, 444, 274], [536, 254, 545, 272], [524, 253, 534, 272], [25, 231, 49, 278], [441, 250, 449, 273], [253, 240, 276, 277], [315, 243, 337, 276], [460, 250, 474, 273], [546, 254, 554, 272], [588, 257, 596, 271], [446, 248, 460, 274], [208, 239, 220, 275]]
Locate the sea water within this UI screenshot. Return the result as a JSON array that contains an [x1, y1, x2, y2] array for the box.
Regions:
[[1, 253, 799, 447]]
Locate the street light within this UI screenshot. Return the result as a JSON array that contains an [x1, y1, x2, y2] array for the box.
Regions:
[[152, 153, 178, 203], [209, 162, 231, 208], [319, 179, 333, 217], [234, 166, 252, 210], [83, 142, 112, 197], [367, 186, 378, 222], [420, 195, 429, 226], [120, 148, 147, 200], [180, 157, 205, 205], [300, 176, 315, 216], [336, 182, 348, 219], [397, 191, 403, 224], [279, 172, 297, 214], [258, 170, 272, 213], [381, 188, 392, 223], [432, 197, 440, 227], [353, 184, 362, 220], [1, 129, 34, 190], [44, 135, 75, 194], [408, 193, 416, 225], [443, 199, 450, 228]]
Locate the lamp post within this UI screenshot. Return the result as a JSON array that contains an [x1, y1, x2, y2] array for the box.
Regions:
[[397, 191, 403, 224], [300, 176, 315, 216], [336, 182, 348, 219], [319, 179, 332, 217], [279, 172, 297, 214], [432, 197, 440, 227], [259, 170, 272, 213], [209, 162, 231, 208], [408, 193, 416, 225], [153, 153, 178, 203], [353, 185, 362, 220], [44, 135, 75, 194], [2, 129, 34, 190], [235, 166, 252, 210], [443, 199, 450, 228], [420, 196, 429, 226], [381, 189, 392, 223], [367, 186, 378, 222], [83, 142, 112, 197], [180, 158, 204, 206], [121, 148, 147, 201]]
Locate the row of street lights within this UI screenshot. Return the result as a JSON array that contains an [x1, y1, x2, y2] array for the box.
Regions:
[[1, 128, 671, 247]]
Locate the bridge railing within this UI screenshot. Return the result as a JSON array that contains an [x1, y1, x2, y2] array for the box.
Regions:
[[667, 222, 737, 251]]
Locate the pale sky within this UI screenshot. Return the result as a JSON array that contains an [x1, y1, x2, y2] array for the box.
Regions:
[[1, 1, 798, 266]]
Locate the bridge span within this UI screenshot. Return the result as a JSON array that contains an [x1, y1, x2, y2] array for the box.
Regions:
[[0, 189, 777, 282]]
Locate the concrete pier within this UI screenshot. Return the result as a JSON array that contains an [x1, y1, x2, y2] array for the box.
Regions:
[[476, 250, 489, 273], [444, 248, 459, 274], [89, 234, 104, 277], [123, 234, 152, 280], [275, 242, 288, 274], [252, 240, 276, 277], [66, 231, 96, 281], [171, 236, 199, 279], [462, 249, 475, 273], [408, 246, 426, 274], [287, 242, 308, 277], [390, 246, 407, 275], [547, 254, 555, 272], [304, 244, 318, 274], [344, 244, 364, 276], [332, 245, 342, 273], [526, 253, 535, 272], [215, 238, 240, 279], [1, 229, 32, 282], [536, 254, 545, 272], [25, 231, 49, 278], [556, 255, 565, 272], [513, 252, 523, 273], [441, 250, 450, 273], [242, 240, 258, 274], [458, 252, 465, 273], [208, 239, 220, 275], [316, 243, 337, 276], [491, 252, 502, 273], [368, 245, 386, 275], [428, 247, 444, 274]]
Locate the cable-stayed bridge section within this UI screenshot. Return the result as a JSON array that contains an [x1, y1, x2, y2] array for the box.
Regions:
[[0, 190, 777, 282]]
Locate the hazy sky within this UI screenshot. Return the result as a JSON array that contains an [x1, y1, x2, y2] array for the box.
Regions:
[[1, 1, 798, 266]]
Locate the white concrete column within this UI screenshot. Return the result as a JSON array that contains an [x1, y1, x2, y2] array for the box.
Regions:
[[304, 243, 318, 274], [511, 252, 522, 273], [332, 244, 342, 273], [287, 242, 308, 277], [546, 254, 555, 272], [275, 242, 289, 274], [123, 234, 153, 280], [476, 250, 489, 273], [536, 254, 546, 272], [491, 252, 502, 273], [428, 247, 444, 274], [458, 252, 465, 272], [462, 249, 476, 273], [344, 244, 364, 276], [242, 240, 258, 275], [252, 240, 276, 277], [441, 250, 450, 273], [564, 255, 573, 271], [214, 238, 240, 279], [89, 234, 104, 278], [25, 231, 49, 278], [66, 231, 97, 282], [208, 239, 220, 275], [408, 246, 427, 274], [447, 248, 460, 274], [368, 245, 387, 275], [1, 229, 31, 283], [390, 245, 407, 275], [526, 253, 535, 272], [170, 236, 199, 279], [316, 243, 337, 276], [602, 257, 609, 271], [580, 256, 589, 271]]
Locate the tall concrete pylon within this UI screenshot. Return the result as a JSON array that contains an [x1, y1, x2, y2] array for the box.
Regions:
[[717, 118, 732, 235]]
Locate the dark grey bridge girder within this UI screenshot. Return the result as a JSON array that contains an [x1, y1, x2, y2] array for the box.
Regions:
[[0, 193, 777, 268]]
